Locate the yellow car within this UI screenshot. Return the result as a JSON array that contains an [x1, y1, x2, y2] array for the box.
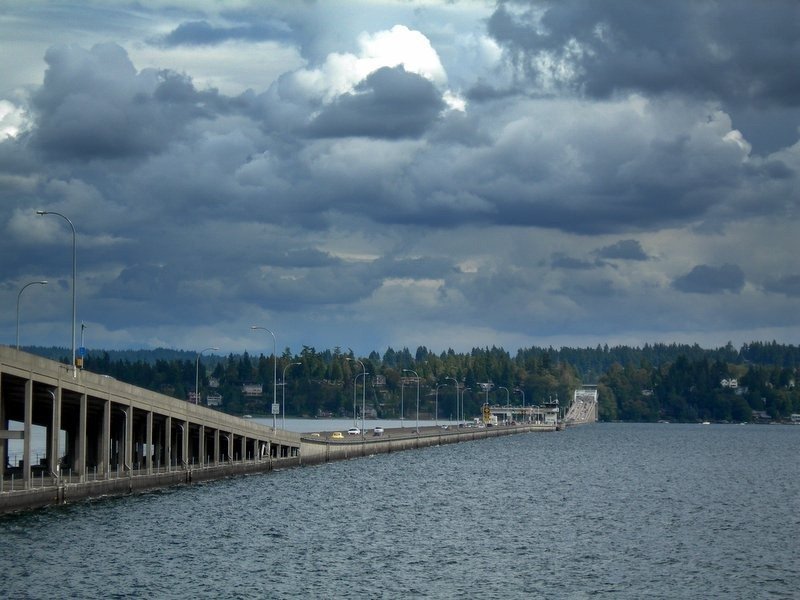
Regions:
[[330, 431, 344, 440]]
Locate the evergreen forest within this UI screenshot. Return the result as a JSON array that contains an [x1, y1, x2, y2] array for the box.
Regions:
[[24, 341, 800, 423]]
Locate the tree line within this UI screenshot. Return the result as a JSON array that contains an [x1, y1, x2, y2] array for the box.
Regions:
[[31, 340, 800, 422]]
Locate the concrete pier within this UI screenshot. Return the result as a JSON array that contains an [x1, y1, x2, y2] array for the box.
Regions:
[[0, 347, 555, 514]]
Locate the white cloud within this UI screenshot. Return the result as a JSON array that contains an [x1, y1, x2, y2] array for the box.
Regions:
[[0, 100, 27, 138], [130, 40, 306, 95], [289, 24, 450, 103]]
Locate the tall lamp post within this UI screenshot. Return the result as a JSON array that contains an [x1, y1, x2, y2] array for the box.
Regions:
[[400, 378, 405, 428], [282, 361, 301, 430], [346, 357, 367, 436], [434, 382, 448, 427], [251, 326, 277, 430], [499, 386, 509, 423], [16, 280, 47, 349], [36, 210, 77, 377], [403, 368, 420, 434], [515, 387, 526, 422], [461, 387, 470, 426], [445, 376, 459, 425], [195, 346, 219, 405]]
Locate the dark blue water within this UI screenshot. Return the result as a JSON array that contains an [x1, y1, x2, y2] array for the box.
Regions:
[[2, 423, 798, 598]]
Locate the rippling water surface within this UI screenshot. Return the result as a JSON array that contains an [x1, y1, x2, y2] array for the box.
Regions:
[[3, 423, 798, 599]]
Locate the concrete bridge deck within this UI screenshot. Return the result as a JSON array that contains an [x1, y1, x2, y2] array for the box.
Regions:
[[1, 346, 557, 514]]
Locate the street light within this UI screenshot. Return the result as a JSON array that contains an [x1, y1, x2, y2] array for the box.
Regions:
[[403, 368, 420, 434], [499, 386, 510, 405], [282, 361, 301, 430], [251, 326, 278, 430], [195, 346, 219, 405], [36, 210, 77, 377], [434, 382, 448, 427], [400, 377, 405, 428], [445, 376, 459, 425], [347, 357, 367, 436], [16, 280, 47, 349], [515, 387, 526, 422], [461, 387, 470, 426], [499, 386, 509, 423]]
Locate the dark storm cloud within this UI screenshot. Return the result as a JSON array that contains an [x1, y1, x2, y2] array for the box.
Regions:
[[240, 262, 381, 311], [269, 248, 339, 269], [560, 277, 617, 299], [488, 0, 800, 106], [550, 252, 599, 270], [306, 66, 445, 139], [672, 264, 746, 294], [465, 82, 523, 103], [101, 263, 179, 301], [374, 256, 454, 279], [762, 275, 800, 298], [595, 239, 648, 261], [155, 19, 292, 47], [2, 3, 798, 353], [30, 43, 223, 161]]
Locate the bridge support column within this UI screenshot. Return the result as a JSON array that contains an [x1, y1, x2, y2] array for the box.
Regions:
[[23, 378, 32, 489], [120, 405, 132, 473], [164, 416, 172, 471], [101, 397, 110, 479], [47, 385, 61, 482], [181, 419, 189, 469], [76, 392, 86, 482], [0, 372, 4, 481], [213, 429, 220, 465], [146, 410, 153, 474], [199, 424, 205, 467]]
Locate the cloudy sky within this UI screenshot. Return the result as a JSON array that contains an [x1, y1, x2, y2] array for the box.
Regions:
[[1, 0, 798, 357]]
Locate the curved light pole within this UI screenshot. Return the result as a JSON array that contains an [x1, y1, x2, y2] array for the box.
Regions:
[[281, 361, 301, 430], [499, 386, 510, 405], [347, 357, 367, 436], [499, 386, 509, 423], [434, 382, 448, 427], [251, 326, 277, 430], [403, 368, 420, 434], [16, 280, 47, 349], [400, 378, 405, 428], [195, 346, 219, 405], [445, 376, 459, 425], [515, 387, 526, 422], [36, 210, 77, 377]]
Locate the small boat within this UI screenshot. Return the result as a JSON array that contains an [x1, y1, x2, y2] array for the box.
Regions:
[[701, 421, 710, 425]]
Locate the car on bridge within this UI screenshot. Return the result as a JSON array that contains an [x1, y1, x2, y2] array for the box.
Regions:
[[373, 427, 384, 436], [331, 432, 344, 440], [347, 427, 361, 435]]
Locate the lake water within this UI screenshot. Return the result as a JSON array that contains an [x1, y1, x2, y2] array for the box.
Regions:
[[2, 423, 798, 598]]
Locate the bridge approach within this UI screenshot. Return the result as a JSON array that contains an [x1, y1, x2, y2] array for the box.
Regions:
[[0, 346, 561, 514]]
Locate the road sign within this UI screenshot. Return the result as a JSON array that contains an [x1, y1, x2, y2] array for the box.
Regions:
[[272, 402, 280, 415]]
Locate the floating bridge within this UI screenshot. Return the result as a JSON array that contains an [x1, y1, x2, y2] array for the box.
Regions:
[[0, 346, 300, 513], [562, 385, 599, 427], [1, 346, 564, 514]]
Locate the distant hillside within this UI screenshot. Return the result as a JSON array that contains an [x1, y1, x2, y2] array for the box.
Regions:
[[13, 341, 800, 423], [19, 346, 203, 365]]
